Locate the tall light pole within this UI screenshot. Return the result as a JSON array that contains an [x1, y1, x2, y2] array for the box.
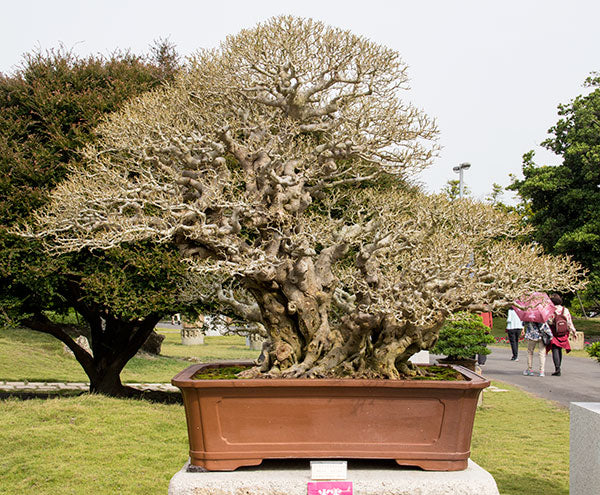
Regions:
[[452, 162, 471, 198]]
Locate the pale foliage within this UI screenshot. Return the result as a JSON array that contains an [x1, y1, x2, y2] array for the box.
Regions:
[[26, 17, 585, 378]]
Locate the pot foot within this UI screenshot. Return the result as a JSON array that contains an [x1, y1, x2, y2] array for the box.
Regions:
[[190, 457, 263, 471], [396, 458, 468, 471]]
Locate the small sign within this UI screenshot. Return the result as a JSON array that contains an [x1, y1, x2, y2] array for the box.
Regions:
[[307, 481, 353, 495], [310, 460, 348, 480]]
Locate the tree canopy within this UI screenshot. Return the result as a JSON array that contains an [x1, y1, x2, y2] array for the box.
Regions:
[[510, 73, 600, 305], [0, 43, 207, 396], [28, 17, 585, 379]]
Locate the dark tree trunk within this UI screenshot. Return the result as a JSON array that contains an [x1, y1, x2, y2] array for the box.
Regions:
[[88, 365, 128, 396], [23, 309, 161, 397], [85, 311, 161, 396]]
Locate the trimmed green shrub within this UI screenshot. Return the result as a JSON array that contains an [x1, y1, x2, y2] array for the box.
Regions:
[[432, 312, 494, 360], [586, 341, 600, 363]]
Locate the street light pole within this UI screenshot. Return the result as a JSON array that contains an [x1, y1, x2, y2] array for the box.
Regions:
[[452, 162, 471, 198]]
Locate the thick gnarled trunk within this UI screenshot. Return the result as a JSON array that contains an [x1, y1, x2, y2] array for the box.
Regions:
[[243, 249, 445, 379]]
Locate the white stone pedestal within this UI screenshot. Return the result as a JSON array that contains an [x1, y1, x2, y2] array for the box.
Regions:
[[570, 402, 600, 495], [181, 328, 205, 346], [169, 459, 499, 495]]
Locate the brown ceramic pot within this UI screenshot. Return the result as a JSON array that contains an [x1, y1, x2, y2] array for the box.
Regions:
[[172, 361, 489, 472]]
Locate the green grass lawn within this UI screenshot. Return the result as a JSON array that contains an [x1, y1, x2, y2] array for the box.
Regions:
[[0, 325, 575, 494], [158, 330, 260, 362], [0, 327, 260, 383], [0, 395, 188, 495], [473, 383, 569, 495]]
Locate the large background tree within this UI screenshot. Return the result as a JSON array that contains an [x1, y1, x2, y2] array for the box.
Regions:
[[510, 73, 600, 307], [29, 17, 585, 379], [0, 43, 206, 396]]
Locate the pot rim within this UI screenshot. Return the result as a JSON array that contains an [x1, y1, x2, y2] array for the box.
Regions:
[[172, 361, 490, 390]]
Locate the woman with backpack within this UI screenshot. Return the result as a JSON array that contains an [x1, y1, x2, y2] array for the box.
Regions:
[[547, 294, 577, 376]]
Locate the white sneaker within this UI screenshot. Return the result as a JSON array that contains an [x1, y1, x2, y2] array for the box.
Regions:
[[523, 369, 533, 376], [539, 372, 545, 377]]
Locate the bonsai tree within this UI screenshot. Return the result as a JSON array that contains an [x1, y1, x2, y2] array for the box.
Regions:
[[26, 16, 585, 379], [431, 313, 494, 361]]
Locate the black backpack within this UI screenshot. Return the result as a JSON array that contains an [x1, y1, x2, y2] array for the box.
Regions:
[[553, 309, 569, 337]]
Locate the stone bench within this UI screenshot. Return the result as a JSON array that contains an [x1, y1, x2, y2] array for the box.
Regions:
[[569, 331, 584, 350]]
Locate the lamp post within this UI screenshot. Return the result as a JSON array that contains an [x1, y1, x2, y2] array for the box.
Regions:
[[452, 162, 471, 198]]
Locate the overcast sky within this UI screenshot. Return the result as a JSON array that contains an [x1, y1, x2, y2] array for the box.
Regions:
[[2, 0, 598, 203]]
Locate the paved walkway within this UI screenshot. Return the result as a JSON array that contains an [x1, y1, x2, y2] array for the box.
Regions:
[[474, 345, 600, 408]]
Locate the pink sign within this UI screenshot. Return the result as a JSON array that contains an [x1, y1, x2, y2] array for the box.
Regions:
[[307, 481, 353, 495]]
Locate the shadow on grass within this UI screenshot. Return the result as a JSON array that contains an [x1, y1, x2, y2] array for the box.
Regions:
[[0, 388, 183, 405]]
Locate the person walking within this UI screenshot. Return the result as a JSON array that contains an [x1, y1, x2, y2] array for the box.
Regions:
[[506, 308, 523, 361], [521, 320, 550, 376], [546, 294, 577, 376]]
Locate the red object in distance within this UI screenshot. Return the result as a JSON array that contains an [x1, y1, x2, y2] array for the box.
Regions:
[[479, 312, 493, 330]]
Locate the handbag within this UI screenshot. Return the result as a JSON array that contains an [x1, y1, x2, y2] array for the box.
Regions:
[[540, 324, 553, 345]]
